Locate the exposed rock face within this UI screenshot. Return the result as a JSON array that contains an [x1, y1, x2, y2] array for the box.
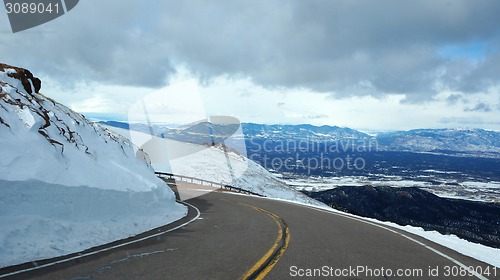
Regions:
[[303, 186, 500, 248], [0, 63, 41, 93]]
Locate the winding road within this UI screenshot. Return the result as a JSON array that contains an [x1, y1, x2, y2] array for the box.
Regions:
[[1, 182, 498, 280]]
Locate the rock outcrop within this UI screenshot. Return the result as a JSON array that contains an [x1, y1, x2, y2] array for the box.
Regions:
[[0, 63, 41, 93]]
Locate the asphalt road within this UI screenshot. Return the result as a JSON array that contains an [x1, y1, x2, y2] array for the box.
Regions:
[[1, 182, 498, 280]]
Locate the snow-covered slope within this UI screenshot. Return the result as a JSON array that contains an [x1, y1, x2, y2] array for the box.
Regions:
[[106, 126, 324, 206], [0, 64, 186, 268], [169, 144, 324, 205]]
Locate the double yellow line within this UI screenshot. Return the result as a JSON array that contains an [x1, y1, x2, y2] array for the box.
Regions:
[[239, 203, 290, 280]]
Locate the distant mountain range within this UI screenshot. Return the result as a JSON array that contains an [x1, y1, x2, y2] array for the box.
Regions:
[[100, 121, 500, 157], [240, 123, 370, 141], [377, 128, 500, 155]]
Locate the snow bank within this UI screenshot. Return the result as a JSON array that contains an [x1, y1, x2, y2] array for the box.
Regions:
[[0, 65, 186, 268], [396, 224, 500, 268], [0, 180, 184, 267]]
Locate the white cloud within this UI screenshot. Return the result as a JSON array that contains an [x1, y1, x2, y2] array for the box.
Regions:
[[39, 66, 499, 131]]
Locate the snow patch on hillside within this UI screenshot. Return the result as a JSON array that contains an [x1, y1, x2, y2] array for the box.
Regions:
[[106, 126, 325, 206]]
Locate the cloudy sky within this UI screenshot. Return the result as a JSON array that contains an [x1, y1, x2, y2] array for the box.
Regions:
[[1, 0, 500, 131]]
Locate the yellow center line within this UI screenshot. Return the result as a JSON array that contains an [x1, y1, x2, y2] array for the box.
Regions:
[[257, 225, 290, 278], [236, 202, 290, 280]]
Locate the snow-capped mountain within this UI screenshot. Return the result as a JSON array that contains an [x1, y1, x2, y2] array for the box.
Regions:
[[101, 121, 371, 143], [241, 123, 371, 141], [102, 121, 500, 157], [377, 128, 500, 154], [0, 64, 186, 267], [242, 124, 500, 156]]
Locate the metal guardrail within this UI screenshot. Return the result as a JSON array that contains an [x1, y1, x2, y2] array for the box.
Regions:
[[155, 172, 264, 197]]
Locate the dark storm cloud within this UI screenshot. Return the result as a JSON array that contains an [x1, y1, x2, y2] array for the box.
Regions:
[[446, 94, 463, 105], [465, 102, 492, 112], [0, 1, 176, 87], [2, 0, 500, 99]]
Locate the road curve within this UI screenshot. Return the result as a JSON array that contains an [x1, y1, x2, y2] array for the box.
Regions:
[[1, 183, 498, 280]]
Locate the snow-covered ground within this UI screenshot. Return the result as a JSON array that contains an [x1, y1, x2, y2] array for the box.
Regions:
[[394, 224, 500, 269], [105, 126, 324, 207], [0, 65, 186, 268]]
